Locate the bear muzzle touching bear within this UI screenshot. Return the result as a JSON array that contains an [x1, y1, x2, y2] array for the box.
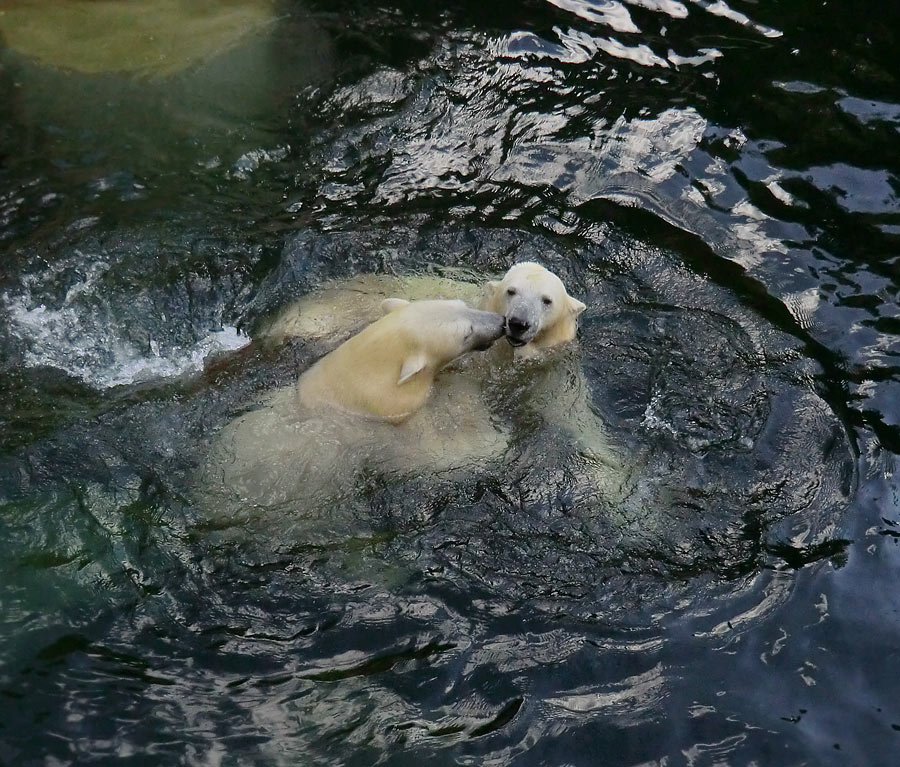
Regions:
[[199, 265, 645, 532]]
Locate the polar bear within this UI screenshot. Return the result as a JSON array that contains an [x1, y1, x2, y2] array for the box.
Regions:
[[296, 297, 503, 423], [259, 263, 633, 506], [201, 298, 508, 514], [478, 266, 631, 500]]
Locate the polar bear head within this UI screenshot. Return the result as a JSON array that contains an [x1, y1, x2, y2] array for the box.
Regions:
[[484, 262, 586, 356], [378, 298, 507, 383], [298, 298, 506, 422]]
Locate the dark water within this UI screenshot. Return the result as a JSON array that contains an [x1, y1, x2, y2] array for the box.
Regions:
[[1, 0, 898, 764]]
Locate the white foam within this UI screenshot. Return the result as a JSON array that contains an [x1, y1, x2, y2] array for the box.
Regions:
[[4, 290, 249, 389]]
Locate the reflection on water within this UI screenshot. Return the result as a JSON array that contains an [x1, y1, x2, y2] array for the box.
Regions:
[[0, 0, 898, 763], [0, 0, 333, 248]]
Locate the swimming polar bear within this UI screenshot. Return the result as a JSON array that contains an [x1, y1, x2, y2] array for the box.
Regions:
[[260, 263, 636, 508], [201, 298, 508, 514]]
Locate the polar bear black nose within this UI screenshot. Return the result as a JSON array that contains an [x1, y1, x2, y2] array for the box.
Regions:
[[507, 316, 531, 335]]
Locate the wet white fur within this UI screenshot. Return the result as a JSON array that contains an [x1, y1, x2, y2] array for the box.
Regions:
[[201, 298, 509, 512]]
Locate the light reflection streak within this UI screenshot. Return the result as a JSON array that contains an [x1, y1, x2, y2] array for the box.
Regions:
[[545, 663, 667, 717], [693, 571, 794, 641], [546, 0, 640, 34], [688, 0, 783, 38], [625, 0, 689, 19]]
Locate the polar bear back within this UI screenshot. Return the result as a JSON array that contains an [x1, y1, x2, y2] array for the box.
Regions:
[[261, 272, 484, 345]]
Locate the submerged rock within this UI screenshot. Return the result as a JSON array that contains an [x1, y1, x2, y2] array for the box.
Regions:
[[0, 0, 277, 77]]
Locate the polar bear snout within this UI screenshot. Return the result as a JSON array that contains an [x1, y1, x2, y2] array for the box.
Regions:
[[469, 309, 507, 351], [504, 300, 542, 346], [505, 313, 533, 346]]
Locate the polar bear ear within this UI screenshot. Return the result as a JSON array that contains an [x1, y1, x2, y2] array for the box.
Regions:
[[397, 352, 428, 385], [381, 297, 410, 315], [482, 281, 502, 313], [567, 296, 587, 316]]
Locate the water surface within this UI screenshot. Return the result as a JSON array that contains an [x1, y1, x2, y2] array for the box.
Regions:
[[0, 0, 898, 764]]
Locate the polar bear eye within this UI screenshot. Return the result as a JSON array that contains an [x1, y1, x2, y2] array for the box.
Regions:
[[542, 296, 553, 306], [506, 288, 517, 297]]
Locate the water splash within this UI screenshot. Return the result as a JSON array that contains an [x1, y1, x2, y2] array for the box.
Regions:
[[4, 290, 249, 389], [2, 244, 251, 390]]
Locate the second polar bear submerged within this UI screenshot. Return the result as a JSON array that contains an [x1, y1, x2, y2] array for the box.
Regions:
[[202, 297, 509, 512]]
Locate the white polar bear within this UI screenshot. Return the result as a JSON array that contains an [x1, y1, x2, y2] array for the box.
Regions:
[[296, 297, 503, 423], [259, 263, 635, 507], [478, 265, 633, 503], [201, 298, 508, 515]]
